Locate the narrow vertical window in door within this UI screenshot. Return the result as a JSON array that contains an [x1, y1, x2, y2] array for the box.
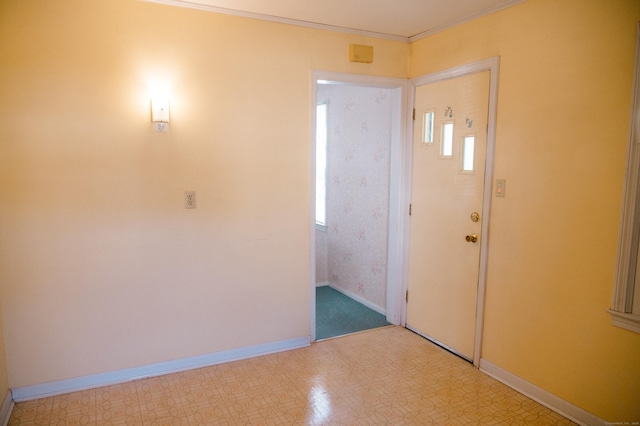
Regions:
[[461, 135, 475, 172], [441, 122, 454, 157], [423, 110, 435, 144], [316, 103, 328, 229]]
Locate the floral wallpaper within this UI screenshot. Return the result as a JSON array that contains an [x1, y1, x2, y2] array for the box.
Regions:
[[315, 84, 392, 311]]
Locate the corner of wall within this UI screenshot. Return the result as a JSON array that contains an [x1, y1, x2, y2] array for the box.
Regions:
[[0, 391, 14, 426], [479, 359, 606, 426], [0, 308, 11, 426]]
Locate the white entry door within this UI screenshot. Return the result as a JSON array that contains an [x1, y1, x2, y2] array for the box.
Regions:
[[406, 70, 491, 361]]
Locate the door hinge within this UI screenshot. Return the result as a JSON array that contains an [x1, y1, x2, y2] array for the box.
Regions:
[[409, 204, 412, 216], [412, 108, 416, 121], [406, 290, 409, 303]]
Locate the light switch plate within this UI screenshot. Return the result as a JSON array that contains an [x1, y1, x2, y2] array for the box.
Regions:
[[496, 179, 506, 197]]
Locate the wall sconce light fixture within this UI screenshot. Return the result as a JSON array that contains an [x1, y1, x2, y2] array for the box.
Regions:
[[151, 98, 170, 132]]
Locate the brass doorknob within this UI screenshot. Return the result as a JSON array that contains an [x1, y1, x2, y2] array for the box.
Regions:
[[465, 234, 478, 243]]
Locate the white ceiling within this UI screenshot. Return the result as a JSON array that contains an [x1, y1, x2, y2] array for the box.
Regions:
[[148, 0, 525, 41]]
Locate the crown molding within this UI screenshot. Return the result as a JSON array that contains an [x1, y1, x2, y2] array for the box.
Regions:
[[408, 0, 526, 42], [141, 0, 409, 42], [142, 0, 526, 43]]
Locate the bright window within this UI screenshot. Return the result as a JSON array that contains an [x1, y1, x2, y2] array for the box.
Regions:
[[316, 103, 328, 228], [462, 135, 475, 171], [441, 122, 454, 157], [423, 110, 434, 144]]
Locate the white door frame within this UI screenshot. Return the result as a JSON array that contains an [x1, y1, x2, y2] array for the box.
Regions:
[[309, 71, 410, 342], [403, 57, 500, 366]]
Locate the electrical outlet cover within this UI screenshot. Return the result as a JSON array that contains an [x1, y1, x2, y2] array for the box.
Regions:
[[185, 191, 196, 209]]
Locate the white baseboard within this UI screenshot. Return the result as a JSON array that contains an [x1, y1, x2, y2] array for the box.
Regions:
[[479, 358, 605, 426], [327, 284, 386, 315], [11, 336, 310, 402], [316, 281, 330, 287], [0, 391, 14, 426]]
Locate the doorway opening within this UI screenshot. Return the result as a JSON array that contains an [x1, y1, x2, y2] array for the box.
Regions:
[[309, 72, 409, 342]]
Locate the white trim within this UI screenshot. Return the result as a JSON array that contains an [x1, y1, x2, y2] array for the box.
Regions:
[[411, 57, 500, 87], [408, 0, 526, 42], [386, 80, 412, 326], [313, 72, 409, 90], [143, 0, 525, 43], [142, 0, 407, 42], [310, 74, 319, 342], [0, 391, 14, 426], [607, 309, 640, 333], [310, 71, 410, 341], [475, 57, 500, 365], [406, 57, 501, 367], [327, 284, 386, 316], [611, 23, 640, 333], [479, 359, 605, 426], [398, 83, 415, 328], [11, 337, 309, 402]]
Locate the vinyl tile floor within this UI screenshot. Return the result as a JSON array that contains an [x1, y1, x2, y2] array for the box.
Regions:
[[9, 326, 575, 425]]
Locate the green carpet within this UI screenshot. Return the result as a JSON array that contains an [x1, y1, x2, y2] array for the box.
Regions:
[[316, 286, 391, 340]]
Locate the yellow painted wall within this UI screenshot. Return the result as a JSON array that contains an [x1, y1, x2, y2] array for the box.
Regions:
[[2, 0, 639, 421], [0, 0, 407, 388], [410, 0, 640, 421]]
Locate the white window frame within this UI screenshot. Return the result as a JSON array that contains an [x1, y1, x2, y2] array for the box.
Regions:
[[610, 23, 640, 334]]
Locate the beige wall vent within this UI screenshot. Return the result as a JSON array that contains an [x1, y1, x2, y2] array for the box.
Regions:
[[349, 44, 373, 63]]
